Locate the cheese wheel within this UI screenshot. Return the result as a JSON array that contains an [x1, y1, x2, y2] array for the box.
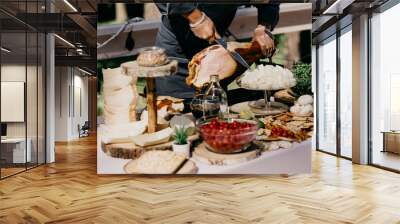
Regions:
[[103, 66, 138, 125], [103, 67, 132, 89]]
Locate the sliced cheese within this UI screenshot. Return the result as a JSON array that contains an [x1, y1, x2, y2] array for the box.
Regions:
[[132, 127, 173, 147], [101, 121, 147, 144]]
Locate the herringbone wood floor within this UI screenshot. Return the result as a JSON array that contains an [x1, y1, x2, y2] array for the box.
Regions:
[[1, 135, 400, 224]]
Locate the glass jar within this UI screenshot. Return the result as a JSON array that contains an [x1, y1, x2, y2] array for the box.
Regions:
[[137, 46, 168, 67], [204, 75, 228, 118]]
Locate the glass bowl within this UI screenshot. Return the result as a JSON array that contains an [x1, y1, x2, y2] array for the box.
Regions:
[[190, 94, 221, 120], [137, 46, 168, 67], [197, 118, 258, 154]]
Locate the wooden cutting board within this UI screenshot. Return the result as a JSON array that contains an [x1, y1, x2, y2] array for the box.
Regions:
[[123, 158, 198, 174], [102, 134, 199, 159], [192, 143, 261, 166], [176, 160, 198, 174]]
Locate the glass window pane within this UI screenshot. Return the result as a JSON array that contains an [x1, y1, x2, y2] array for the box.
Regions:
[[1, 31, 27, 177], [371, 3, 400, 171], [26, 0, 41, 169], [317, 36, 337, 154], [340, 28, 352, 158], [27, 31, 38, 169], [1, 0, 46, 179]]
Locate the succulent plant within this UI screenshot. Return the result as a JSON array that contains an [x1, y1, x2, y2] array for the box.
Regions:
[[173, 126, 188, 145]]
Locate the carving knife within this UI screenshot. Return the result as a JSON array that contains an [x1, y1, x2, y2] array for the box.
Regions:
[[215, 38, 250, 69]]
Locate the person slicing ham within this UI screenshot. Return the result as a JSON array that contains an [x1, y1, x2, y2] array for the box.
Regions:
[[154, 3, 280, 103]]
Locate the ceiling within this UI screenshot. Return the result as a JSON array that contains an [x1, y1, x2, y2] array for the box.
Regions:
[[311, 0, 391, 43], [0, 0, 97, 73], [0, 0, 391, 72]]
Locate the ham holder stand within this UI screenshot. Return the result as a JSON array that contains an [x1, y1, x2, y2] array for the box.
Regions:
[[121, 59, 178, 133]]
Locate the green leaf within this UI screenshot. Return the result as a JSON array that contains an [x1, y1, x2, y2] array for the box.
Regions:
[[292, 62, 312, 96], [258, 119, 265, 129], [173, 126, 188, 145]]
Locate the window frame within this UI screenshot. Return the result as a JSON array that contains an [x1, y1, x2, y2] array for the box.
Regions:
[[0, 0, 48, 180], [367, 0, 400, 173], [315, 20, 353, 161]]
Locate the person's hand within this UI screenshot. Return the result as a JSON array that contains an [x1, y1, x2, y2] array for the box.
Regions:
[[186, 9, 221, 43], [252, 25, 275, 56]]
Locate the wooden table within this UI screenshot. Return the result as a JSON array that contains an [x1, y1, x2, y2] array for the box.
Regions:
[[381, 131, 400, 154], [193, 140, 311, 174], [97, 127, 312, 175], [1, 138, 32, 164]]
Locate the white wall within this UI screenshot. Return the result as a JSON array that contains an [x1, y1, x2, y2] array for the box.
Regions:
[[1, 63, 46, 164], [54, 66, 89, 141], [55, 66, 69, 141], [1, 65, 26, 138], [46, 32, 55, 163], [1, 65, 38, 138]]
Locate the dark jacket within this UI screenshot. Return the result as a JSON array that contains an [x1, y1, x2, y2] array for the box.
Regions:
[[154, 3, 280, 98]]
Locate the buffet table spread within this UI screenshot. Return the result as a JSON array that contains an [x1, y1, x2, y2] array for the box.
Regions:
[[97, 129, 311, 174], [98, 42, 314, 175]]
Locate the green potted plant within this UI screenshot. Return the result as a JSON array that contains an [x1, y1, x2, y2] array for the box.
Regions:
[[172, 126, 190, 158], [291, 62, 312, 96]]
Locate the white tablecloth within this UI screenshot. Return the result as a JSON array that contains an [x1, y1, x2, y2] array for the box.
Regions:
[[194, 140, 311, 174], [97, 131, 311, 175]]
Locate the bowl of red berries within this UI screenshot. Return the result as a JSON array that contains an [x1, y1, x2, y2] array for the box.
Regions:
[[197, 118, 258, 154]]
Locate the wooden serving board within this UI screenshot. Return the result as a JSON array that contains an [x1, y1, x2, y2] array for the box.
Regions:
[[121, 60, 178, 78], [176, 160, 198, 174], [192, 143, 261, 166], [102, 134, 199, 159], [123, 159, 197, 174]]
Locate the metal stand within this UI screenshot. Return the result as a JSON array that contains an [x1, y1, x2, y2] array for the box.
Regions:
[[248, 90, 288, 115]]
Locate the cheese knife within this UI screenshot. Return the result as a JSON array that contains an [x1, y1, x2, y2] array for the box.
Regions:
[[215, 38, 250, 69]]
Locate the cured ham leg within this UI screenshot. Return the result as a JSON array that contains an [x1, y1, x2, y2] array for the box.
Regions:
[[187, 41, 263, 88]]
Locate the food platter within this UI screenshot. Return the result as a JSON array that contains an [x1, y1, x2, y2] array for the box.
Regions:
[[236, 62, 288, 91], [102, 133, 199, 159], [236, 61, 296, 115], [257, 112, 313, 142]]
